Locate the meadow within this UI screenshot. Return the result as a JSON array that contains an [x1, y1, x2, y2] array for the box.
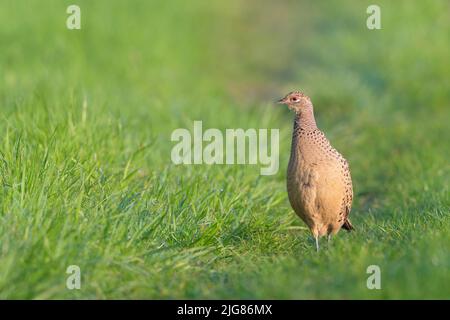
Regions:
[[0, 0, 448, 299]]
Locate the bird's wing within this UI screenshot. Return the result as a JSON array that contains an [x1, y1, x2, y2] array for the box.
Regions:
[[342, 159, 354, 230]]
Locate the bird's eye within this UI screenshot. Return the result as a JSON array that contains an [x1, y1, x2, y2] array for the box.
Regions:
[[291, 97, 299, 102]]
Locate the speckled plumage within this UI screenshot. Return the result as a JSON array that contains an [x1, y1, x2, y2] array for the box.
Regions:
[[279, 91, 353, 250]]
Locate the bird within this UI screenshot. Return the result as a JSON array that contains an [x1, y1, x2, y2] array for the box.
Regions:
[[278, 91, 354, 251]]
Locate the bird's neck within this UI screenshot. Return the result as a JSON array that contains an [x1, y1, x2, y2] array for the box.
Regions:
[[290, 104, 318, 161], [294, 105, 317, 132]]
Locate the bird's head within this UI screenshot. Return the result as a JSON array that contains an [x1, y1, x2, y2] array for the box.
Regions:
[[277, 91, 312, 113]]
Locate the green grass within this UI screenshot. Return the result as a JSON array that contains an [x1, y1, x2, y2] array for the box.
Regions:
[[0, 0, 449, 299]]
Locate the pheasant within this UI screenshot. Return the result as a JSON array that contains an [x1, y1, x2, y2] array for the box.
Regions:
[[278, 91, 354, 251]]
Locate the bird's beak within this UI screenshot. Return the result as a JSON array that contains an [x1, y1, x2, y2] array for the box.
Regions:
[[277, 97, 287, 104]]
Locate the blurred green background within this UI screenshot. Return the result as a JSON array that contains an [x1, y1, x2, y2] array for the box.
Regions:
[[0, 0, 448, 299]]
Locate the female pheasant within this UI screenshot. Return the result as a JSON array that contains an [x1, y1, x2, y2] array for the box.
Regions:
[[278, 91, 354, 251]]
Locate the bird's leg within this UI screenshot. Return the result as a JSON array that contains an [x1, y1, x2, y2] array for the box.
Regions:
[[315, 236, 319, 252], [327, 234, 332, 244]]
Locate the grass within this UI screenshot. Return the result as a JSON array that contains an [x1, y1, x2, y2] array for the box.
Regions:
[[0, 0, 449, 299]]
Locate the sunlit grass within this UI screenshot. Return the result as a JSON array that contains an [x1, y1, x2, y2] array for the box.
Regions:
[[0, 0, 448, 299]]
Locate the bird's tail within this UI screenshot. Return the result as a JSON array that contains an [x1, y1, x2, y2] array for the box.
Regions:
[[342, 219, 354, 231]]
